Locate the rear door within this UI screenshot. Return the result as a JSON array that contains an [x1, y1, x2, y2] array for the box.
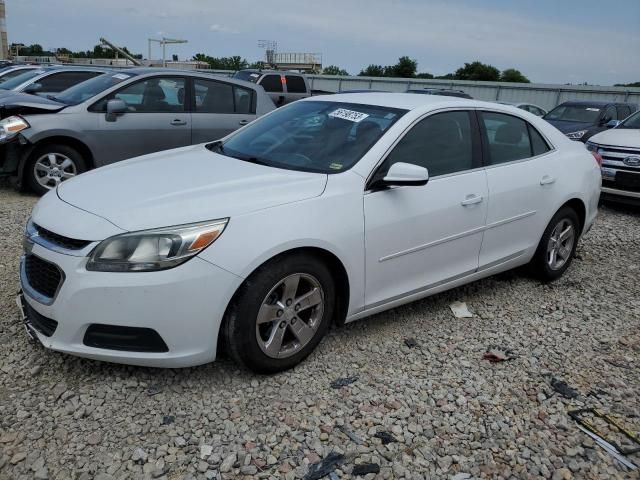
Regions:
[[190, 77, 257, 143], [477, 110, 556, 268], [89, 75, 190, 164]]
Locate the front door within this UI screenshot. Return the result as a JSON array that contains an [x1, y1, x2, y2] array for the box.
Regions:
[[90, 76, 190, 165], [364, 110, 488, 308]]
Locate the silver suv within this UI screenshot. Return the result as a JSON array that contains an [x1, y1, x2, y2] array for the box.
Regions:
[[0, 69, 275, 194]]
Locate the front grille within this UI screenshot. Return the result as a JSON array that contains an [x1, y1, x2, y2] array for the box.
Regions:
[[83, 324, 169, 352], [23, 300, 58, 337], [34, 224, 91, 250], [24, 255, 63, 299]]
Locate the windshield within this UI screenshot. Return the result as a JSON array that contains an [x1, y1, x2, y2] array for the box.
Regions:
[[213, 101, 406, 174], [0, 69, 45, 90], [0, 68, 37, 84], [54, 72, 137, 105], [544, 105, 601, 123], [233, 71, 260, 83], [618, 110, 640, 129]]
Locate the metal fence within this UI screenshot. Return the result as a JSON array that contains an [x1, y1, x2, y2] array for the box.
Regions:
[[306, 75, 640, 111]]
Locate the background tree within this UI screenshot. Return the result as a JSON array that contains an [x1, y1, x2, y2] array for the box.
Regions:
[[454, 61, 500, 81], [416, 72, 434, 79], [387, 56, 418, 78], [322, 65, 349, 76], [500, 68, 530, 83], [359, 64, 385, 77], [615, 81, 640, 87]]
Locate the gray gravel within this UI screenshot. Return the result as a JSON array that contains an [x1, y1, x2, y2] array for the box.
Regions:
[[1, 183, 639, 480]]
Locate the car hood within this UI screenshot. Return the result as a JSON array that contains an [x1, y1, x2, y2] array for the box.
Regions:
[[57, 144, 328, 232], [544, 119, 594, 134], [589, 128, 640, 149], [0, 91, 65, 117]]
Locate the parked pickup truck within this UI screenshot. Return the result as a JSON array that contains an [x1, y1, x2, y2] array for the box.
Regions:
[[233, 69, 311, 106]]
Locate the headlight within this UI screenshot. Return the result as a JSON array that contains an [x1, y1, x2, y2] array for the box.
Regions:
[[86, 219, 228, 272], [566, 130, 587, 140], [0, 116, 30, 142]]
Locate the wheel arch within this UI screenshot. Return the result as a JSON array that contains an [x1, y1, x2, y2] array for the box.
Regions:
[[561, 197, 586, 235], [223, 246, 351, 329], [19, 135, 95, 186]]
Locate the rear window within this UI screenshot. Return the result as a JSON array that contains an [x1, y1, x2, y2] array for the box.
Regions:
[[259, 74, 283, 93], [285, 75, 307, 93]]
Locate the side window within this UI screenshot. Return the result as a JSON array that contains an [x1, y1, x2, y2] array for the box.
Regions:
[[480, 112, 532, 165], [616, 105, 631, 120], [285, 75, 306, 93], [96, 77, 186, 113], [194, 79, 234, 113], [37, 71, 101, 93], [380, 111, 474, 178], [602, 106, 616, 123], [234, 86, 254, 114], [260, 74, 283, 93], [528, 124, 551, 156]]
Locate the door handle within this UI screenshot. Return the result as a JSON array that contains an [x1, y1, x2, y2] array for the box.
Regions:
[[238, 119, 249, 126], [461, 194, 483, 206], [540, 175, 556, 185], [170, 119, 187, 126]]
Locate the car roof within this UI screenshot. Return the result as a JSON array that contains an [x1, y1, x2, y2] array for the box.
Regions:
[[558, 100, 615, 107], [121, 68, 262, 88], [304, 92, 499, 111], [237, 69, 302, 75]]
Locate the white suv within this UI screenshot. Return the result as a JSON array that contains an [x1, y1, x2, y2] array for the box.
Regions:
[[587, 110, 640, 205]]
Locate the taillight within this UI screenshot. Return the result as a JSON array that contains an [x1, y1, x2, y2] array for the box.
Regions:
[[586, 142, 603, 167], [591, 151, 603, 167]]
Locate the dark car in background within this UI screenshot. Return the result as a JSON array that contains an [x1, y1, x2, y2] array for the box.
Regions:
[[543, 100, 637, 142], [406, 88, 472, 99]]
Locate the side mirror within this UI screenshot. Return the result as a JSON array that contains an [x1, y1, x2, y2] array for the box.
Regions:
[[606, 119, 621, 129], [23, 83, 42, 94], [106, 99, 127, 122], [382, 162, 429, 187]]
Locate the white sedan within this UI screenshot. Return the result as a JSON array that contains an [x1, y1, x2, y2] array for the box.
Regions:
[[19, 94, 601, 373]]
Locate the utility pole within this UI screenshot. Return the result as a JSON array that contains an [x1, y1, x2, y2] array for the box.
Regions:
[[148, 37, 188, 66]]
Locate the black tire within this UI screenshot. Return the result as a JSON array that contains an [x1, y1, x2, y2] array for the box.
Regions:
[[223, 253, 336, 373], [27, 143, 87, 195], [530, 206, 580, 282]]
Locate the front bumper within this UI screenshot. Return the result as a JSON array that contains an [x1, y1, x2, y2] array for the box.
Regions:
[[19, 240, 243, 368]]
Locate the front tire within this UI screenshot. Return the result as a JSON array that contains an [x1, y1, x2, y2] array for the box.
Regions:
[[27, 144, 87, 195], [223, 254, 336, 373], [530, 207, 580, 281]]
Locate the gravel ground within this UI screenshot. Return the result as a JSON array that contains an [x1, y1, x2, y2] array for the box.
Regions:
[[0, 183, 639, 480]]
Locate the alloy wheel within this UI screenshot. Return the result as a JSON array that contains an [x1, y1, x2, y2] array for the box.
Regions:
[[547, 218, 575, 270], [255, 273, 325, 359], [33, 153, 77, 190]]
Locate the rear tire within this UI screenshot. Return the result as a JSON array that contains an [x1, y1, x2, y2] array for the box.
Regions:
[[530, 207, 580, 282], [27, 143, 87, 195], [223, 253, 335, 373]]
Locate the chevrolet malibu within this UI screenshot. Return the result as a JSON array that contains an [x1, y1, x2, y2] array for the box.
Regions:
[[18, 94, 601, 373]]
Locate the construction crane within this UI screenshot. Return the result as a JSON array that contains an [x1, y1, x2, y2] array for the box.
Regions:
[[148, 37, 188, 67], [99, 37, 141, 66]]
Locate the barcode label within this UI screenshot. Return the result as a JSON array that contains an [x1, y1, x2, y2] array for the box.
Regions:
[[328, 108, 370, 123]]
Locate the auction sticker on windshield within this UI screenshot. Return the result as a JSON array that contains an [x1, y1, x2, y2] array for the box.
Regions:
[[329, 108, 370, 123], [113, 73, 132, 80]]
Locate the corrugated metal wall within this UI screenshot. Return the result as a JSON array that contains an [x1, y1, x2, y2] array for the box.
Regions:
[[307, 75, 640, 111]]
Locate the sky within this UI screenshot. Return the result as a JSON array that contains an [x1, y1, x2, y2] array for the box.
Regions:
[[7, 0, 640, 86]]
